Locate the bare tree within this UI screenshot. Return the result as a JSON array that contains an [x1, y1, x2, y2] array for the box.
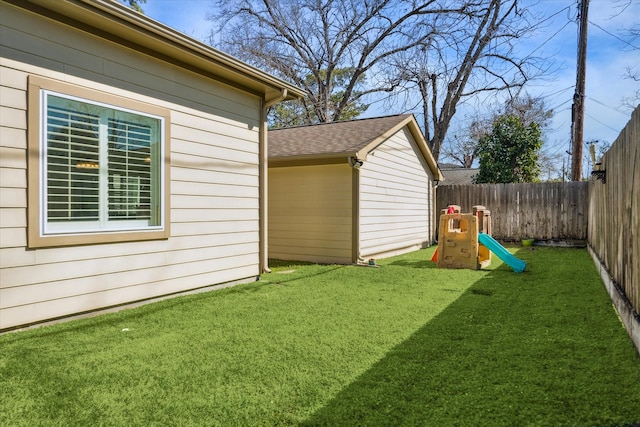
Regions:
[[388, 0, 548, 160], [538, 151, 562, 181], [208, 0, 548, 162], [119, 0, 147, 13], [208, 0, 472, 124], [621, 42, 640, 110], [441, 117, 489, 168], [609, 0, 640, 109]]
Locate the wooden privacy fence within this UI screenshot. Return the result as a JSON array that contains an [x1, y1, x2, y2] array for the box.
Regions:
[[436, 182, 589, 242], [588, 105, 639, 335]]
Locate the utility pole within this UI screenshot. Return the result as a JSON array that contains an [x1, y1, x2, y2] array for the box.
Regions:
[[571, 0, 589, 181]]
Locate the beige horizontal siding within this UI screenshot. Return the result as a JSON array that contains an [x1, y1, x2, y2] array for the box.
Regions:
[[171, 114, 260, 149], [0, 127, 25, 152], [0, 3, 264, 330], [2, 264, 258, 329], [0, 147, 24, 170], [0, 209, 25, 229], [1, 243, 258, 293], [0, 65, 26, 89], [171, 220, 258, 237], [0, 167, 26, 188], [0, 188, 25, 209], [269, 164, 353, 264], [171, 164, 258, 186], [359, 128, 435, 258], [172, 137, 259, 165], [269, 228, 350, 242], [172, 180, 258, 199], [0, 224, 258, 270], [172, 207, 259, 223], [0, 228, 25, 249], [360, 220, 429, 235], [266, 248, 352, 265], [0, 106, 25, 129], [0, 86, 25, 109]]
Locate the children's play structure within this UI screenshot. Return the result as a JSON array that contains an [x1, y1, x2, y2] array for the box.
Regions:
[[433, 205, 526, 273]]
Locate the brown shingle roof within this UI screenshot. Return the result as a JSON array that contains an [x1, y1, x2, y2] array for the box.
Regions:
[[439, 168, 479, 185], [268, 114, 413, 158]]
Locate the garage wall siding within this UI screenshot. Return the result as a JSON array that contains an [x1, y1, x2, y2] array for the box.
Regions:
[[268, 164, 353, 264], [0, 4, 262, 330], [359, 128, 435, 259]]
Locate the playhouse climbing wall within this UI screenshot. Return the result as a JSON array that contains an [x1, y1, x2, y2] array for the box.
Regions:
[[436, 205, 492, 270]]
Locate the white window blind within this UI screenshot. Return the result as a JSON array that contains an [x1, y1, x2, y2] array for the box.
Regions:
[[46, 102, 101, 222], [43, 93, 162, 234], [108, 118, 153, 221]]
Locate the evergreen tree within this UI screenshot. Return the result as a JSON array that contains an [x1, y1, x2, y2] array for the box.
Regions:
[[474, 115, 542, 183]]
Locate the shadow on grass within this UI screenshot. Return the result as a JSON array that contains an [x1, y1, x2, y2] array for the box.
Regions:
[[300, 247, 640, 426]]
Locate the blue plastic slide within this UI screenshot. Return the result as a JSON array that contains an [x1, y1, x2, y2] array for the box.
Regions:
[[478, 233, 526, 273]]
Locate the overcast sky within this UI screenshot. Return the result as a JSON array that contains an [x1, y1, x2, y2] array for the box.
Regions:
[[142, 0, 640, 175]]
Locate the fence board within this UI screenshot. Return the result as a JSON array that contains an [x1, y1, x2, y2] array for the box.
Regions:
[[436, 181, 588, 242], [588, 105, 639, 318]]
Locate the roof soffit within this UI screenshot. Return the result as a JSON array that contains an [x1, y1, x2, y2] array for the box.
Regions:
[[9, 0, 304, 100]]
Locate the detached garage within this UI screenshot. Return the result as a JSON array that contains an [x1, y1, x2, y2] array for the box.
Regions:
[[268, 114, 443, 265]]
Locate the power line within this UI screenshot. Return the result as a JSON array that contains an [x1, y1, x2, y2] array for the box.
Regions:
[[586, 96, 631, 116], [524, 19, 574, 59], [544, 85, 574, 98], [550, 98, 573, 111], [537, 4, 576, 27], [589, 20, 640, 50], [584, 112, 621, 133]]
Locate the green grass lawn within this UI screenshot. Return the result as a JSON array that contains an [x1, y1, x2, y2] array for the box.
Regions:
[[1, 246, 639, 426]]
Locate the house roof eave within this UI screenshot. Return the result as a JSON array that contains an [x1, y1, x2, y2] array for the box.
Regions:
[[268, 153, 353, 168], [11, 0, 305, 101]]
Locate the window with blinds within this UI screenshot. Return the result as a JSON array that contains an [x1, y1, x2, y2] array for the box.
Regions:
[[43, 93, 162, 234]]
